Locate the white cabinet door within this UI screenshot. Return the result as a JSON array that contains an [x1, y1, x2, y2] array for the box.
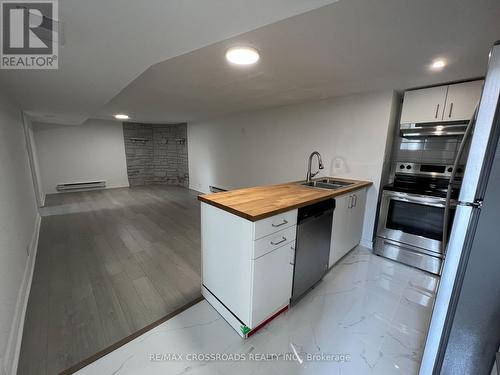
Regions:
[[400, 86, 448, 124], [251, 242, 294, 327], [329, 193, 352, 267], [443, 80, 484, 122], [329, 188, 367, 267], [349, 188, 367, 250], [201, 203, 254, 325]]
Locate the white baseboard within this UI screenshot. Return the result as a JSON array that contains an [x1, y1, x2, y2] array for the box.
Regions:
[[3, 213, 41, 375], [360, 238, 373, 249]]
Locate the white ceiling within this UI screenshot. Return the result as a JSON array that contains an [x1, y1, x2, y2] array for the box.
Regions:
[[95, 0, 500, 124], [0, 0, 338, 124]]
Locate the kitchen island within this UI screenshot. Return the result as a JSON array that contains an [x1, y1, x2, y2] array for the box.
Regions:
[[198, 177, 371, 221], [198, 177, 372, 337]]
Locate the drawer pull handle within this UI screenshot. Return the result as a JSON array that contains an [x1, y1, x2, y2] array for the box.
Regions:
[[272, 219, 288, 227], [271, 237, 287, 246]]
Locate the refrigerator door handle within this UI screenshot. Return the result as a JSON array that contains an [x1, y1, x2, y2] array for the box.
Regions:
[[457, 199, 483, 208], [442, 103, 480, 251]]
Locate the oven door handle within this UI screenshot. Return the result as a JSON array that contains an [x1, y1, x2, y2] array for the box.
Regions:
[[383, 191, 455, 208], [390, 196, 446, 208]]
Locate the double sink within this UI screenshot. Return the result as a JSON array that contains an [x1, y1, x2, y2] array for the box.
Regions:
[[301, 178, 353, 190]]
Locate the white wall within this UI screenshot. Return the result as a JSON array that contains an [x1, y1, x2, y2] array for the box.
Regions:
[[188, 90, 398, 245], [0, 92, 39, 375], [34, 119, 129, 194]]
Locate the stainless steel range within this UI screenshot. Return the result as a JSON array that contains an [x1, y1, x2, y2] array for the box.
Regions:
[[374, 162, 464, 274]]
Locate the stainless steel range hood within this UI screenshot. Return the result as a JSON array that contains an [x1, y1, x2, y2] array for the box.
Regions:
[[400, 122, 468, 138]]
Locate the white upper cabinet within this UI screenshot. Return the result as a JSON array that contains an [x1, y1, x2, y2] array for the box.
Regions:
[[400, 85, 448, 124], [443, 81, 484, 121], [400, 80, 484, 124]]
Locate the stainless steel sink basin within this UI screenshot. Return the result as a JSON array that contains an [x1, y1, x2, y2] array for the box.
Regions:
[[301, 178, 353, 190]]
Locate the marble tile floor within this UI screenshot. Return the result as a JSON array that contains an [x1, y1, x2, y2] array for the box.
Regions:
[[77, 246, 438, 375]]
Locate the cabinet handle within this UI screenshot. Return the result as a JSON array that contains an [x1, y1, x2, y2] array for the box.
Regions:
[[272, 219, 288, 228], [348, 195, 354, 209], [289, 245, 295, 265], [271, 236, 287, 246], [435, 104, 440, 119], [448, 102, 454, 118], [353, 194, 357, 207]]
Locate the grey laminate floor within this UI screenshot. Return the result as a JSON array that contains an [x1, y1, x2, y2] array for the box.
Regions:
[[17, 186, 201, 375]]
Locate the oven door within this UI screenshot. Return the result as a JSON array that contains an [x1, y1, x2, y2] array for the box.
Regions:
[[377, 190, 455, 255]]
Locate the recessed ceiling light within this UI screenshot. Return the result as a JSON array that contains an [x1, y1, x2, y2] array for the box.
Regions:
[[114, 114, 130, 120], [430, 59, 446, 70], [225, 47, 260, 65]]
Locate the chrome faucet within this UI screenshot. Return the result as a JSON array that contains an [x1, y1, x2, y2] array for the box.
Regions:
[[306, 151, 324, 182]]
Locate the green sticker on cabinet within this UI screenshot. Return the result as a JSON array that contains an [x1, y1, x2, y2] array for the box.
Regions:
[[240, 325, 251, 335]]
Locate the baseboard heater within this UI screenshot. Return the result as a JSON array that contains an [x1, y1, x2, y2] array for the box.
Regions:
[[56, 181, 106, 192], [209, 185, 227, 193]]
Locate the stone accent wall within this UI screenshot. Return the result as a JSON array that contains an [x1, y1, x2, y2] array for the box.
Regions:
[[123, 123, 189, 187]]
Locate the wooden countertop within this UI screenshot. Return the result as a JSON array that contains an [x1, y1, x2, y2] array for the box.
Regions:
[[198, 177, 372, 221]]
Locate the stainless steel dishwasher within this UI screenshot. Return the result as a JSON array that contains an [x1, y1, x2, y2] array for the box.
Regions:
[[291, 199, 335, 305]]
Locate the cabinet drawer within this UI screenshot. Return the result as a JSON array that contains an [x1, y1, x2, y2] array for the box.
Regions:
[[253, 209, 297, 240], [253, 225, 296, 259]]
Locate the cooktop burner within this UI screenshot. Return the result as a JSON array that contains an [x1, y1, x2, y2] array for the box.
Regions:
[[383, 182, 458, 199], [384, 162, 463, 199]]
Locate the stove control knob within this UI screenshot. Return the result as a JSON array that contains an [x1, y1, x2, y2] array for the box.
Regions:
[[400, 164, 405, 169], [406, 165, 412, 170], [447, 167, 453, 172]]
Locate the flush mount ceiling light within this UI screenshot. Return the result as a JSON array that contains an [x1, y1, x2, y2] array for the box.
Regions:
[[430, 59, 446, 71], [114, 114, 130, 120], [225, 47, 260, 65]]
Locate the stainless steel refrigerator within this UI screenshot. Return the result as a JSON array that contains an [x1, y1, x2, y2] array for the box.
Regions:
[[420, 41, 500, 374]]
